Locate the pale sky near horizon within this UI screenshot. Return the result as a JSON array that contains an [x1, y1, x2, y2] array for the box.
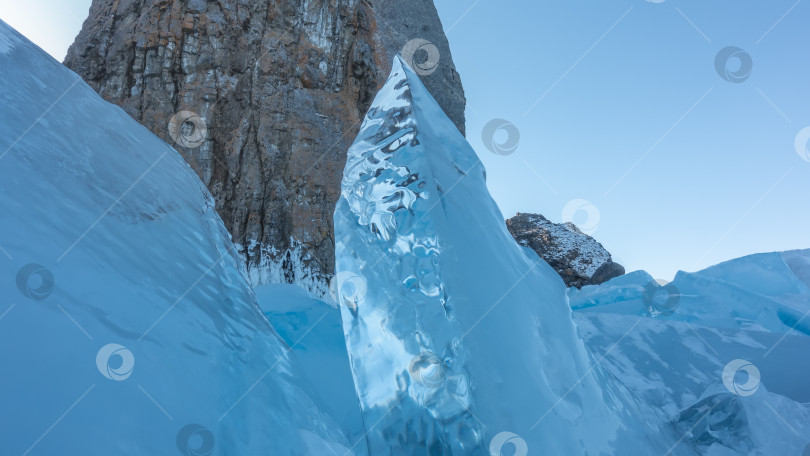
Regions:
[[2, 0, 809, 281]]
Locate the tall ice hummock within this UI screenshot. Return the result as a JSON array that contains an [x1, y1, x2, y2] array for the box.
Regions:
[[333, 57, 684, 454], [0, 20, 353, 455]]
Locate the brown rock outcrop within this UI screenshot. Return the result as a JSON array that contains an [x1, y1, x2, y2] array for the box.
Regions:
[[64, 0, 465, 295]]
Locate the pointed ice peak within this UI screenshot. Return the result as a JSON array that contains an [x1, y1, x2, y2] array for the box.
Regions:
[[384, 54, 416, 89], [391, 53, 409, 75], [356, 54, 467, 150], [341, 54, 480, 246], [353, 55, 420, 140], [386, 53, 429, 89]]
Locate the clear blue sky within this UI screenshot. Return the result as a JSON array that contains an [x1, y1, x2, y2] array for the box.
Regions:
[[2, 0, 809, 280]]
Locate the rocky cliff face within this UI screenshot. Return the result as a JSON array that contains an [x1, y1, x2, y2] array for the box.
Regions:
[[507, 213, 625, 288], [64, 0, 465, 295]]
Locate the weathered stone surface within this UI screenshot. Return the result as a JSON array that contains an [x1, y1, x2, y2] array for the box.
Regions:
[[589, 261, 626, 286], [506, 213, 624, 288], [64, 0, 465, 295]]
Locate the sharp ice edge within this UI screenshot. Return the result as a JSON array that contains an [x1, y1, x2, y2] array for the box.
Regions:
[[0, 19, 22, 55]]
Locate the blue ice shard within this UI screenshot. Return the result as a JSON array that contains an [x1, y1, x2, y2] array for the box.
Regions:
[[333, 56, 683, 454]]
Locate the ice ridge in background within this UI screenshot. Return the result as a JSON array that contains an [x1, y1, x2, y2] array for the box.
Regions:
[[569, 249, 810, 454]]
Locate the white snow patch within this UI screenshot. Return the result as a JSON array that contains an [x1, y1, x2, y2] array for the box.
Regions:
[[521, 213, 612, 277]]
